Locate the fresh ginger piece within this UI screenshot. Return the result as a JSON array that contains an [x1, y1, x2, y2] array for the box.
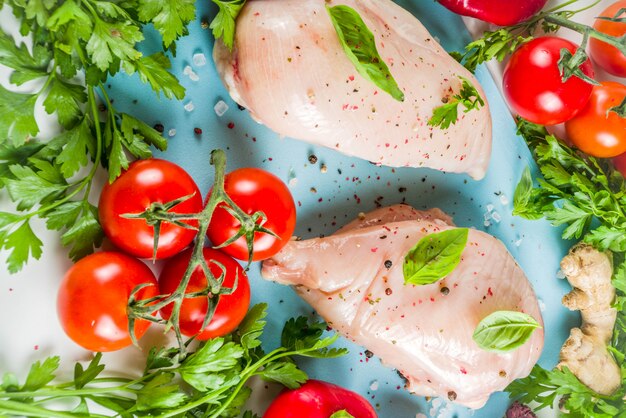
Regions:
[[558, 243, 621, 396]]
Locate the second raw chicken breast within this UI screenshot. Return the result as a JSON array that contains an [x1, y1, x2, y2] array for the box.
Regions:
[[262, 205, 543, 408], [214, 0, 492, 179]]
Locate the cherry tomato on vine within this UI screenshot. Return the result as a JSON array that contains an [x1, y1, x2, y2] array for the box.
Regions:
[[158, 247, 250, 339], [503, 37, 595, 125], [263, 380, 377, 418], [99, 159, 203, 260], [57, 252, 159, 352], [589, 1, 626, 77], [207, 168, 296, 261], [565, 81, 626, 158], [614, 152, 626, 177]]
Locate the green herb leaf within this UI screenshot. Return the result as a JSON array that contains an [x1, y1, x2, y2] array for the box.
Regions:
[[428, 77, 484, 129], [331, 411, 356, 418], [54, 117, 96, 178], [0, 85, 39, 145], [235, 302, 268, 352], [43, 77, 87, 129], [210, 0, 247, 50], [60, 204, 104, 260], [403, 228, 468, 286], [258, 361, 307, 389], [135, 372, 189, 411], [137, 0, 195, 48], [179, 339, 244, 376], [326, 4, 404, 101], [123, 54, 185, 100], [22, 357, 59, 392], [2, 221, 44, 274], [74, 353, 105, 389], [455, 28, 533, 73], [86, 20, 143, 71], [473, 311, 541, 353]]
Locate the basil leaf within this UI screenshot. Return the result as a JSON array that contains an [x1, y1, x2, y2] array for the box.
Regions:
[[330, 411, 355, 418], [473, 311, 541, 353], [403, 228, 468, 285], [326, 4, 404, 102]]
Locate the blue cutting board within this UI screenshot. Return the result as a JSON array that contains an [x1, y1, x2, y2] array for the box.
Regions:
[[105, 1, 577, 416]]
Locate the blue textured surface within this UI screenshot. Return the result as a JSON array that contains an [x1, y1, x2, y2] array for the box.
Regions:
[[105, 1, 578, 417]]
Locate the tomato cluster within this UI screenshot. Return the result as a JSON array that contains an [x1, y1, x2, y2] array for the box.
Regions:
[[499, 1, 626, 172], [57, 159, 296, 352]]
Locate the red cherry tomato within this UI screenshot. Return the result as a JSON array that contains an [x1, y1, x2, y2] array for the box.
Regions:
[[158, 247, 250, 339], [503, 37, 595, 125], [207, 168, 296, 261], [263, 380, 377, 418], [565, 81, 626, 158], [99, 159, 203, 260], [57, 252, 158, 352], [589, 1, 626, 77], [614, 152, 626, 176]]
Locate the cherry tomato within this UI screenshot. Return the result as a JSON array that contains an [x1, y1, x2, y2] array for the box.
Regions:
[[57, 252, 158, 352], [589, 1, 626, 77], [207, 168, 296, 261], [99, 159, 203, 260], [614, 152, 626, 177], [158, 247, 250, 339], [565, 81, 626, 158], [263, 380, 377, 418], [503, 37, 595, 125]]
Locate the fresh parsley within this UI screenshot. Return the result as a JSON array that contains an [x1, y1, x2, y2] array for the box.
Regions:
[[508, 118, 626, 417], [326, 4, 404, 102], [0, 304, 348, 417], [428, 77, 484, 129], [0, 0, 193, 272], [403, 228, 468, 286], [210, 0, 247, 50]]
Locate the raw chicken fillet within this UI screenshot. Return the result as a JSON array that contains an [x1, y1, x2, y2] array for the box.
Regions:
[[214, 0, 492, 179], [262, 205, 544, 408]]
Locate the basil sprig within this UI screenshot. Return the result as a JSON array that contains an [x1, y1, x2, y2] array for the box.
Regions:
[[403, 228, 468, 285], [326, 4, 404, 102], [473, 311, 542, 353]]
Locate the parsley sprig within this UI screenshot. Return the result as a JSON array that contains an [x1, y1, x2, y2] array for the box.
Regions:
[[428, 77, 485, 129], [0, 304, 347, 417], [507, 119, 626, 417], [0, 0, 195, 273]]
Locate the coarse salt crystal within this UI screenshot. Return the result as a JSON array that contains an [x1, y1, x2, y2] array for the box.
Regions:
[[514, 238, 523, 247], [500, 194, 510, 205], [484, 220, 491, 227], [168, 129, 176, 137], [538, 299, 546, 312], [184, 101, 195, 112], [486, 204, 494, 212], [214, 100, 229, 117], [416, 415, 427, 418], [491, 212, 502, 223], [484, 212, 492, 221], [288, 177, 298, 187], [193, 53, 207, 67], [369, 380, 379, 391]]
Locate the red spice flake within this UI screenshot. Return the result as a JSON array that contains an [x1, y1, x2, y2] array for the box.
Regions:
[[348, 75, 355, 81], [34, 345, 39, 350], [268, 157, 273, 161], [254, 12, 260, 16], [342, 104, 349, 110], [371, 247, 378, 253], [227, 122, 235, 129], [193, 127, 202, 135], [385, 143, 390, 148], [487, 287, 494, 297], [430, 297, 435, 302], [318, 198, 323, 202], [460, 367, 467, 375]]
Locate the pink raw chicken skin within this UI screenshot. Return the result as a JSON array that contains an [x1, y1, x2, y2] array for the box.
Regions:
[[214, 0, 492, 179], [261, 205, 544, 409]]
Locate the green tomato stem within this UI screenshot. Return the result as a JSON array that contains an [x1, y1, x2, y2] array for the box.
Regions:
[[543, 13, 626, 55]]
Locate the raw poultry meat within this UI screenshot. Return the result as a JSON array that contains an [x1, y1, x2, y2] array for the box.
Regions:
[[261, 205, 544, 408], [214, 0, 492, 179]]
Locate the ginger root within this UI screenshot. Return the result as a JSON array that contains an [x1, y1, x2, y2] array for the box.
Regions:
[[557, 243, 621, 396]]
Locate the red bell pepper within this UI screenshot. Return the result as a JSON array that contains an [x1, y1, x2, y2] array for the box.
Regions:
[[437, 0, 548, 26], [263, 380, 377, 418]]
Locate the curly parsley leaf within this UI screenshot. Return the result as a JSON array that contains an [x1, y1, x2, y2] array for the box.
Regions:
[[455, 28, 532, 73], [22, 357, 60, 392], [210, 0, 247, 50], [0, 85, 39, 145], [258, 361, 307, 389], [428, 77, 484, 129], [327, 4, 404, 102]]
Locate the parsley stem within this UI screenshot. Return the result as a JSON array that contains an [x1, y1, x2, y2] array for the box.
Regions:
[[0, 400, 83, 418]]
